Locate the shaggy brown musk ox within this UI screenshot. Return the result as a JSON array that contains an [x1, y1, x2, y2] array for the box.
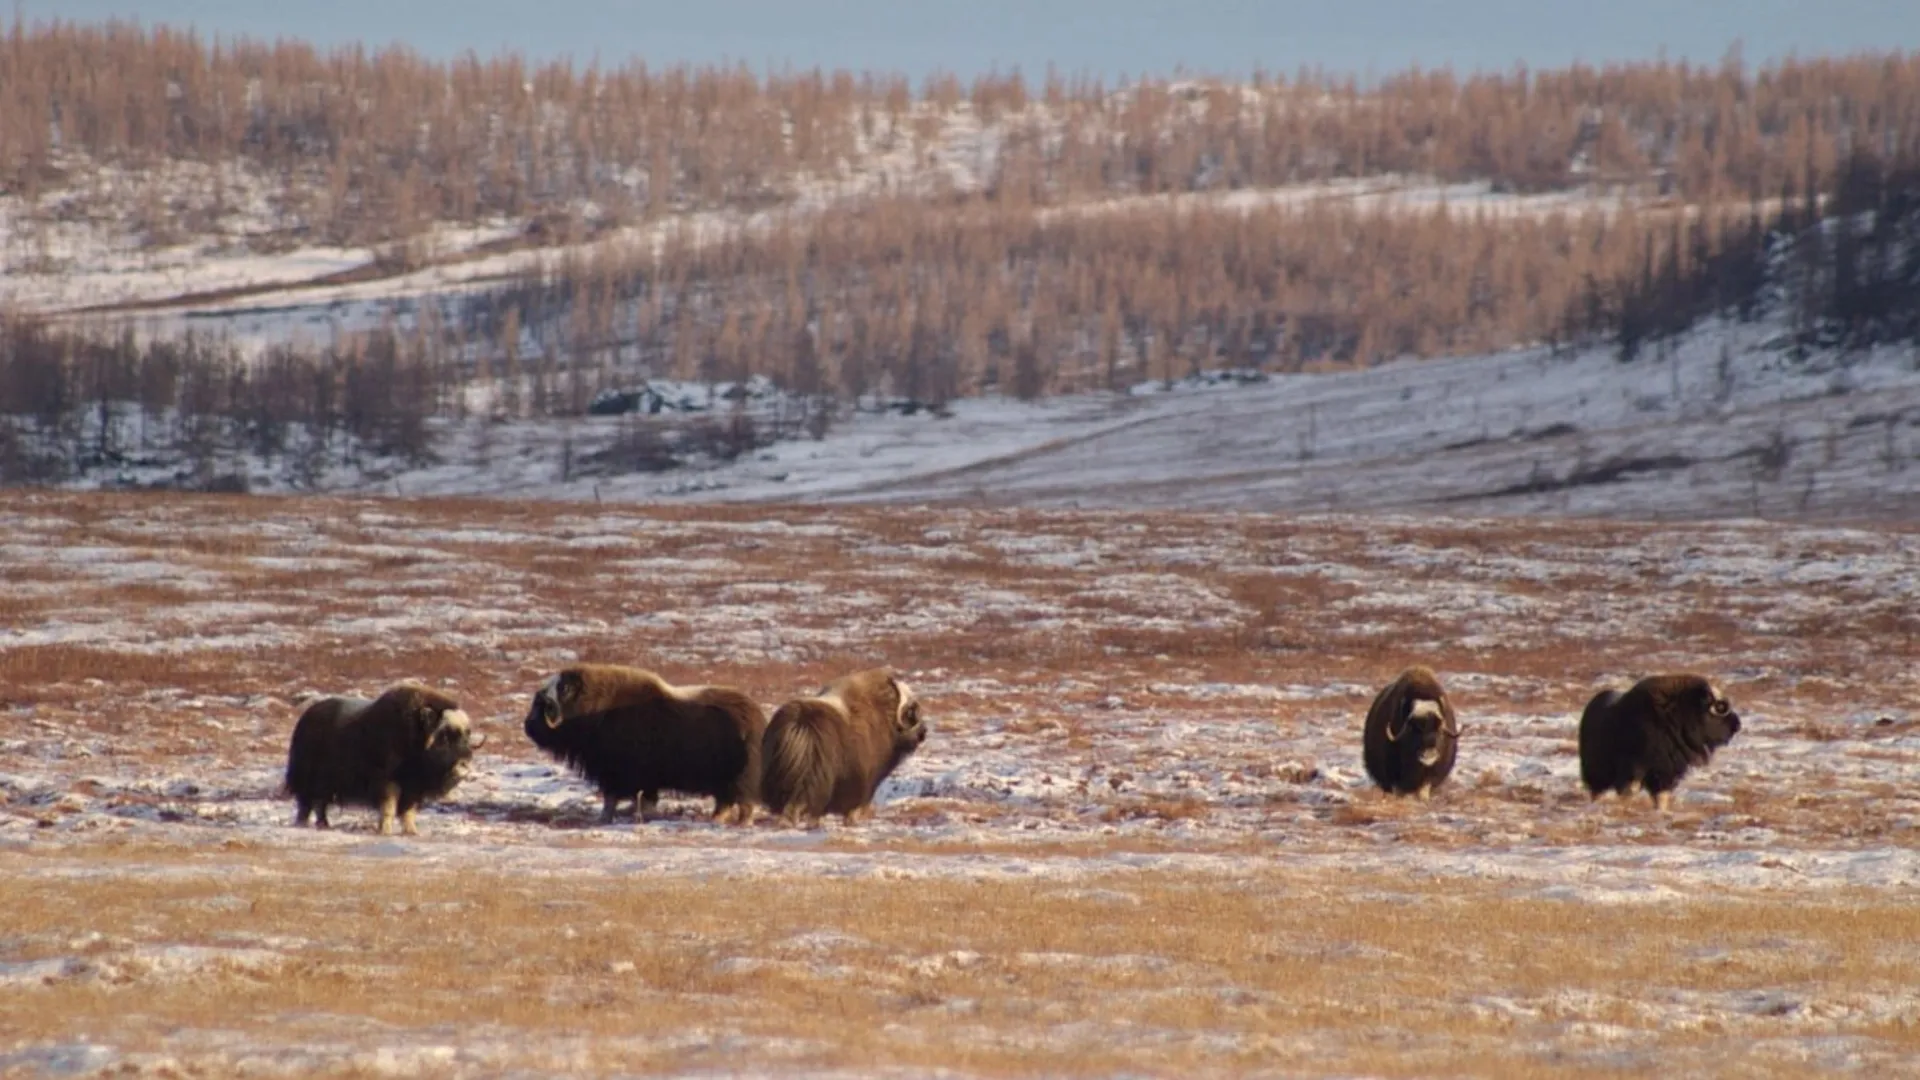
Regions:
[[285, 684, 480, 835], [1579, 673, 1741, 810], [760, 668, 927, 826], [522, 664, 766, 824], [1361, 665, 1461, 800]]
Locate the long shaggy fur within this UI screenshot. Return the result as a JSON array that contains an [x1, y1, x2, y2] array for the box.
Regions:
[[284, 684, 477, 835], [522, 664, 767, 824], [1579, 673, 1742, 809], [760, 668, 927, 826], [1361, 665, 1461, 799]]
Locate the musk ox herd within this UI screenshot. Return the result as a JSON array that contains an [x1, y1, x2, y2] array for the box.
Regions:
[[285, 661, 1740, 835]]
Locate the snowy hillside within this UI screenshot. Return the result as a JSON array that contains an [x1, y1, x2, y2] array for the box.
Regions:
[[47, 316, 1912, 522]]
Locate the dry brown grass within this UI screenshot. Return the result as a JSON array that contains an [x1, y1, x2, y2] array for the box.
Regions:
[[2, 845, 1916, 1077], [3, 492, 1920, 1074]]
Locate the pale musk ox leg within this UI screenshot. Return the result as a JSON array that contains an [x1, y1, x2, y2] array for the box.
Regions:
[[844, 804, 875, 826], [1416, 783, 1432, 802], [377, 785, 400, 835], [1654, 790, 1674, 812], [401, 806, 420, 836]]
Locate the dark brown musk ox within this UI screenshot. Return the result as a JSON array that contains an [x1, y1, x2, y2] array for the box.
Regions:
[[1579, 673, 1742, 810], [522, 664, 767, 825], [760, 668, 927, 827], [284, 684, 481, 835], [1361, 665, 1462, 800]]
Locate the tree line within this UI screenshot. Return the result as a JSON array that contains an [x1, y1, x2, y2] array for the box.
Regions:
[[5, 155, 1915, 487], [0, 318, 449, 486], [1562, 148, 1920, 362], [4, 20, 1919, 246]]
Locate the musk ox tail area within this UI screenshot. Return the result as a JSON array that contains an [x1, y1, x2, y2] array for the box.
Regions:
[[761, 707, 837, 823], [1577, 688, 1626, 797]]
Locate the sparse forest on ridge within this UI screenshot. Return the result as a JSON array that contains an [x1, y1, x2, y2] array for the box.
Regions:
[[0, 21, 1916, 496]]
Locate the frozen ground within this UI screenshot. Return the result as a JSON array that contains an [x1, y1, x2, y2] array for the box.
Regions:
[[0, 493, 1917, 1074]]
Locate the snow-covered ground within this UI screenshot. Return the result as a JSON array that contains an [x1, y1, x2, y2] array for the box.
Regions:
[[1, 494, 1916, 1075], [1, 496, 1914, 875]]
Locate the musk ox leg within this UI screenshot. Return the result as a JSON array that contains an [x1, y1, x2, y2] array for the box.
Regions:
[[314, 803, 332, 829], [844, 804, 875, 826], [1416, 783, 1432, 802], [639, 790, 661, 822], [1654, 790, 1674, 812], [294, 799, 313, 827], [401, 806, 420, 836], [598, 793, 621, 824], [377, 785, 400, 835]]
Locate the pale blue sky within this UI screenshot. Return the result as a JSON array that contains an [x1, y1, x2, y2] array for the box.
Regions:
[[21, 1, 1920, 81]]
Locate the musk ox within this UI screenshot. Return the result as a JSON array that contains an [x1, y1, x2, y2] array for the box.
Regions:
[[522, 664, 766, 825], [760, 668, 927, 826], [1579, 673, 1741, 810], [285, 684, 480, 835], [1361, 665, 1461, 800]]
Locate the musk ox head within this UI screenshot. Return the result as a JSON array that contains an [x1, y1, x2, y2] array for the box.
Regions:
[[524, 671, 582, 746], [892, 677, 929, 753], [417, 699, 482, 784], [1675, 678, 1742, 762], [1383, 697, 1459, 767]]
